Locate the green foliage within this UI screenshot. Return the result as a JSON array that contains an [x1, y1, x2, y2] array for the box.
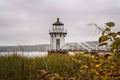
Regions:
[[1, 52, 120, 79], [0, 54, 75, 80], [99, 22, 120, 53], [99, 36, 109, 43], [106, 22, 115, 27]]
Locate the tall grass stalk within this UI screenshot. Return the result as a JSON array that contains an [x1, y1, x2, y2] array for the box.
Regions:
[[0, 52, 120, 80]]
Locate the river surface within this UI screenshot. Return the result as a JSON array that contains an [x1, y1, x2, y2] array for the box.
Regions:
[[0, 51, 48, 57]]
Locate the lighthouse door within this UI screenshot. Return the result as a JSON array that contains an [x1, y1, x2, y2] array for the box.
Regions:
[[56, 39, 60, 50]]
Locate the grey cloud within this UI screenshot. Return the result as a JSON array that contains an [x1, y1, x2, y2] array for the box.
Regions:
[[0, 0, 120, 45]]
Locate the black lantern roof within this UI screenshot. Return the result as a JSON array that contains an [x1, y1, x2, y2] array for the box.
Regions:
[[52, 18, 64, 26]]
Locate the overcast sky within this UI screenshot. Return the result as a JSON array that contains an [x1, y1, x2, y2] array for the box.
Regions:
[[0, 0, 120, 46]]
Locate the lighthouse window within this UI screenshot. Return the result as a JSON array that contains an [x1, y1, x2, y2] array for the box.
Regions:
[[57, 26, 58, 29], [53, 26, 55, 29]]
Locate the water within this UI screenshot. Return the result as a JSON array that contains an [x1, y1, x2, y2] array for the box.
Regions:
[[0, 51, 76, 57], [0, 51, 48, 57]]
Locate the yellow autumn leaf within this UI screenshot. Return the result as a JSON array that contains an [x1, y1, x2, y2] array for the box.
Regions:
[[95, 64, 101, 68]]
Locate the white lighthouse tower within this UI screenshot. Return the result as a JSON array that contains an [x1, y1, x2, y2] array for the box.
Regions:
[[49, 18, 67, 51]]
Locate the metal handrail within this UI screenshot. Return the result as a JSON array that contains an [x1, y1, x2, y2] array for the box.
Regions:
[[49, 29, 67, 33]]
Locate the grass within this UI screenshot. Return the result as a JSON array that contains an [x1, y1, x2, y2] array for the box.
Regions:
[[0, 52, 120, 80]]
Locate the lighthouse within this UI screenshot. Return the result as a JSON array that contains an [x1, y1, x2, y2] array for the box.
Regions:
[[49, 18, 67, 51]]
